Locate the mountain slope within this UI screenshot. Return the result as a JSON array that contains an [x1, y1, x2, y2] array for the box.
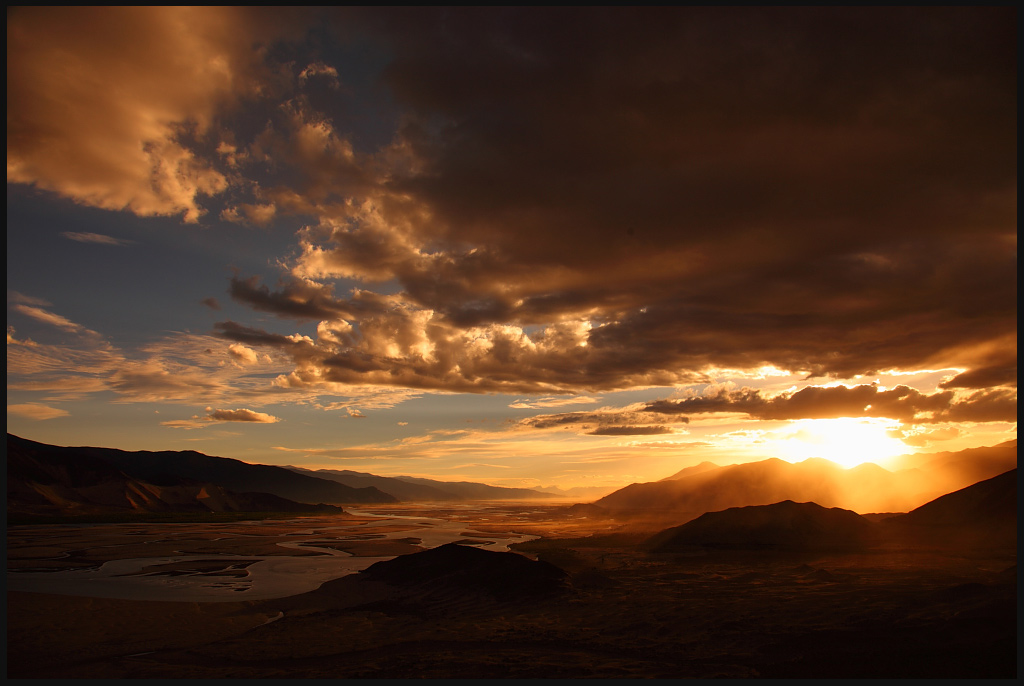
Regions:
[[882, 469, 1017, 549], [648, 500, 880, 552], [290, 466, 559, 501], [597, 443, 1017, 517], [286, 467, 462, 501], [7, 436, 344, 516], [390, 475, 556, 500], [7, 434, 396, 506]]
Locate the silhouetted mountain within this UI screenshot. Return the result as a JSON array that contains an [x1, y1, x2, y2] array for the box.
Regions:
[[286, 467, 462, 501], [648, 500, 880, 552], [882, 469, 1017, 549], [889, 441, 1017, 482], [659, 461, 720, 481], [7, 434, 344, 516], [7, 434, 395, 507], [391, 475, 556, 500], [359, 543, 570, 599], [597, 457, 851, 517], [287, 467, 557, 501], [596, 443, 1017, 517]]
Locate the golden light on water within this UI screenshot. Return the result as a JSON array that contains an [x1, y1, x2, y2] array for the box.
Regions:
[[772, 417, 909, 468]]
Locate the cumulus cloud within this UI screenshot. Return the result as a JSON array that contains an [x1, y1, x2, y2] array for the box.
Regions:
[[7, 7, 305, 221], [228, 343, 260, 364], [9, 8, 1015, 407], [203, 8, 1014, 396]]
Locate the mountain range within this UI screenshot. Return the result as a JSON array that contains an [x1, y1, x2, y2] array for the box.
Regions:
[[6, 435, 561, 517], [6, 434, 392, 516], [594, 441, 1016, 519], [646, 467, 1016, 554], [286, 466, 557, 502]]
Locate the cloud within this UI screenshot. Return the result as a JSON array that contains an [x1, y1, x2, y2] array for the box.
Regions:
[[939, 357, 1017, 389], [7, 7, 305, 221], [298, 61, 340, 87], [9, 8, 1015, 402], [11, 305, 102, 338], [518, 406, 688, 436], [7, 402, 70, 420], [587, 425, 673, 436], [201, 297, 222, 311], [207, 8, 1014, 396], [228, 343, 260, 364], [60, 232, 134, 246], [220, 203, 277, 226], [206, 407, 280, 423], [644, 383, 1017, 424], [509, 396, 602, 409], [163, 406, 281, 429], [7, 292, 51, 307]]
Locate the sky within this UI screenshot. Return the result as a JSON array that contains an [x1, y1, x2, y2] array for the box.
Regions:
[[6, 7, 1016, 491]]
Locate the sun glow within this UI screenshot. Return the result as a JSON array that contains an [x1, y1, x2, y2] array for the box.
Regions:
[[772, 417, 909, 468]]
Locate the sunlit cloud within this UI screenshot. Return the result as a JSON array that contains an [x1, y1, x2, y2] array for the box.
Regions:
[[7, 402, 70, 420], [509, 396, 602, 409], [12, 305, 99, 336], [162, 406, 281, 429], [7, 292, 51, 307]]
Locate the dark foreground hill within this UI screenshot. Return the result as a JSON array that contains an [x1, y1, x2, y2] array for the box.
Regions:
[[7, 435, 344, 517], [7, 434, 395, 511], [882, 469, 1017, 549], [359, 543, 570, 599], [647, 500, 880, 553]]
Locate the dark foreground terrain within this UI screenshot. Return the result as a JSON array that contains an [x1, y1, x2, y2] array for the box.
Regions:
[[7, 502, 1017, 679]]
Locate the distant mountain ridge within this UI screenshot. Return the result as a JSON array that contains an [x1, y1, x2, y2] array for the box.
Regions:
[[7, 434, 345, 516], [596, 442, 1017, 517], [287, 466, 557, 502], [7, 435, 396, 514]]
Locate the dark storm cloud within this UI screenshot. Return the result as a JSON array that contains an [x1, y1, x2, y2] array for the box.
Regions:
[[587, 426, 674, 436], [939, 355, 1018, 390], [934, 388, 1018, 423], [11, 7, 1014, 395], [645, 383, 1017, 424], [520, 409, 687, 436], [262, 6, 1014, 390], [229, 276, 355, 321]]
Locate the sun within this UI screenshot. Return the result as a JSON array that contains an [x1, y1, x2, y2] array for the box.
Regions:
[[772, 417, 909, 468]]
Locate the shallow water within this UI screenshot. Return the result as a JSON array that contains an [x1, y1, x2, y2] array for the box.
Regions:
[[7, 511, 538, 602]]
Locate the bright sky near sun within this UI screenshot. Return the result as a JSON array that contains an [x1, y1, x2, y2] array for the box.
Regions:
[[6, 7, 1016, 491]]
